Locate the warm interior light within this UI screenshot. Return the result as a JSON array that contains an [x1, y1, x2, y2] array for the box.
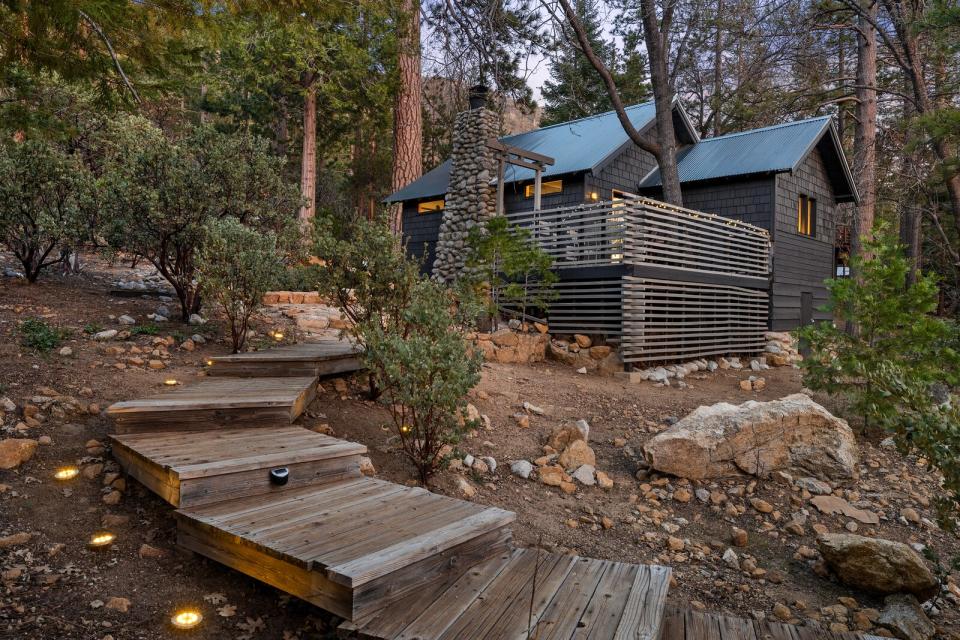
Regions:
[[171, 609, 202, 629], [54, 466, 80, 481], [590, 191, 599, 200], [88, 531, 115, 548], [164, 378, 178, 386], [400, 424, 411, 433]]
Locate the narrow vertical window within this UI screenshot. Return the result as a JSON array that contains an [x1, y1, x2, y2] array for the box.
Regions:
[[797, 195, 816, 237]]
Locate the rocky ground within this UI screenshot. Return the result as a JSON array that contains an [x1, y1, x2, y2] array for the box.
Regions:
[[1, 254, 959, 639]]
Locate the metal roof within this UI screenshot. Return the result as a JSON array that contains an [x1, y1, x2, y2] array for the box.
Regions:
[[639, 116, 857, 202], [386, 102, 658, 203]]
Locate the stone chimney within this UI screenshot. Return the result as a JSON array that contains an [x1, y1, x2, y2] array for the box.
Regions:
[[432, 85, 500, 284]]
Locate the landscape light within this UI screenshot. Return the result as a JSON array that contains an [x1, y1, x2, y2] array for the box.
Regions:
[[171, 609, 202, 630], [54, 466, 80, 481], [205, 359, 214, 367], [164, 378, 178, 386], [88, 531, 115, 549], [272, 331, 284, 341]]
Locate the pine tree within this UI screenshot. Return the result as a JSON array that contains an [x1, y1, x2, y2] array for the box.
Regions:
[[541, 0, 616, 125]]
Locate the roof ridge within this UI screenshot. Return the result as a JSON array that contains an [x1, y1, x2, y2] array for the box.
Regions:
[[698, 116, 831, 143], [502, 100, 655, 139]]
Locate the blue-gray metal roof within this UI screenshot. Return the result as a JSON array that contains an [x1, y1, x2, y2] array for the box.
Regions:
[[640, 116, 839, 187], [386, 102, 658, 203]]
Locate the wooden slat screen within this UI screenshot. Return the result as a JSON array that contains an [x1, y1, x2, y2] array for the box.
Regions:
[[621, 277, 769, 363], [545, 279, 623, 335]]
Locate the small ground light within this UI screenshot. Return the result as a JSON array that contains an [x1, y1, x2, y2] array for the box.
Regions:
[[54, 466, 79, 481], [272, 331, 284, 341], [205, 359, 214, 366], [164, 378, 178, 386], [88, 531, 115, 549], [171, 609, 202, 630]]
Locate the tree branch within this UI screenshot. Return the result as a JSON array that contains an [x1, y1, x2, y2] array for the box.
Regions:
[[78, 10, 141, 105]]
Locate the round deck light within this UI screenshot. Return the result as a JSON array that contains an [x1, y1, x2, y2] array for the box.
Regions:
[[272, 331, 284, 341], [164, 378, 178, 386], [205, 359, 214, 367], [171, 609, 202, 630], [88, 531, 115, 549], [54, 466, 80, 481]]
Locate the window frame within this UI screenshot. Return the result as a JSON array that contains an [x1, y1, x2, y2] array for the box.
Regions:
[[524, 179, 563, 199], [797, 194, 817, 237], [417, 199, 445, 214]]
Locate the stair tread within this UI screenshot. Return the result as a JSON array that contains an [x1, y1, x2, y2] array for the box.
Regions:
[[211, 341, 361, 363], [111, 426, 366, 479], [176, 476, 515, 586], [106, 376, 317, 413], [342, 548, 672, 640]]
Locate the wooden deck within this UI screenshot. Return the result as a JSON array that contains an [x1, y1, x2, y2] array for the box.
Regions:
[[209, 341, 363, 378], [658, 607, 886, 640], [176, 475, 516, 620], [106, 375, 317, 433], [340, 548, 671, 639], [110, 426, 366, 507]]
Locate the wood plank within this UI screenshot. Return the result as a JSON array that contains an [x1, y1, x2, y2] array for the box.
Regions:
[[326, 507, 516, 588], [531, 557, 610, 640], [611, 564, 671, 640]]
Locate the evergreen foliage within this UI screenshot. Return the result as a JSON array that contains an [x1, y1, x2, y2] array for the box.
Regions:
[[798, 230, 960, 524], [465, 216, 558, 324], [100, 123, 299, 322], [0, 139, 94, 282], [361, 278, 483, 485], [198, 218, 284, 353]]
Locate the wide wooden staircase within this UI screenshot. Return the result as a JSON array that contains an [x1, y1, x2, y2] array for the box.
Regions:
[[105, 340, 884, 640]]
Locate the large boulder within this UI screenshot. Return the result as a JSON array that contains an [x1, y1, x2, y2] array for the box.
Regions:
[[642, 394, 857, 481], [817, 533, 939, 601]]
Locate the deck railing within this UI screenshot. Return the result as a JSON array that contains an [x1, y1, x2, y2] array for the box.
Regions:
[[506, 197, 770, 279]]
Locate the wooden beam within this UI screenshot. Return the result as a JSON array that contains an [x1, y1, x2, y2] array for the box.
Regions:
[[486, 139, 555, 166]]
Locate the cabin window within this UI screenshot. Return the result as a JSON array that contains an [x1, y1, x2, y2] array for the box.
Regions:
[[524, 180, 563, 198], [417, 199, 445, 214], [797, 195, 817, 237]]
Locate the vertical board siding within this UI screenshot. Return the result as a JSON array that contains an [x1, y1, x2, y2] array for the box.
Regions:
[[772, 148, 837, 330], [402, 202, 443, 274]]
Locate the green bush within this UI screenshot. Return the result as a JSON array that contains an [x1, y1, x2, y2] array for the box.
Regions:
[[20, 318, 71, 352], [100, 123, 299, 322], [198, 218, 283, 353], [129, 324, 161, 336], [0, 139, 94, 282], [798, 230, 960, 525], [465, 216, 557, 326], [361, 279, 483, 485]]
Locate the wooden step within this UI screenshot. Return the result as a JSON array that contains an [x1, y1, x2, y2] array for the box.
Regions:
[[174, 477, 516, 621], [657, 606, 888, 640], [209, 341, 363, 378], [106, 376, 317, 433], [110, 426, 366, 507], [340, 548, 672, 640]]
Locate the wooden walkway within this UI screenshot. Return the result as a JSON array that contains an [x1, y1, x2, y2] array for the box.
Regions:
[[208, 340, 362, 377], [105, 341, 881, 640], [658, 607, 887, 640]]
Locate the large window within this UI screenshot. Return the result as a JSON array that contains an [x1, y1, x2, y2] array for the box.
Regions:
[[524, 179, 562, 198], [417, 199, 445, 214], [797, 194, 817, 237]]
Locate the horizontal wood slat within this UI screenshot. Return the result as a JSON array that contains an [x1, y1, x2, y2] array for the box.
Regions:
[[621, 277, 769, 364]]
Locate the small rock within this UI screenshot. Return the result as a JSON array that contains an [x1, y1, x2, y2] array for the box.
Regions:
[[138, 544, 165, 559], [359, 456, 376, 476], [102, 490, 122, 505], [772, 603, 792, 621], [558, 440, 596, 469], [0, 439, 38, 469], [595, 471, 613, 490], [59, 346, 73, 357], [510, 460, 533, 479], [667, 536, 685, 551], [0, 532, 32, 549], [722, 548, 739, 568], [456, 476, 476, 498], [188, 314, 206, 325], [117, 315, 136, 325], [731, 527, 748, 547], [750, 498, 774, 514], [877, 594, 935, 640], [817, 533, 938, 600], [105, 597, 131, 613], [571, 464, 596, 486], [673, 488, 692, 503]]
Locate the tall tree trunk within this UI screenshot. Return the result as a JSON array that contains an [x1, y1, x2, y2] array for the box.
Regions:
[[391, 0, 423, 235], [851, 0, 877, 262], [299, 83, 318, 230], [711, 0, 723, 137], [639, 0, 683, 206]]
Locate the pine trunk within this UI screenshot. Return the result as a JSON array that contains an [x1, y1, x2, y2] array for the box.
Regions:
[[391, 0, 423, 235], [299, 83, 318, 229], [851, 0, 877, 261]]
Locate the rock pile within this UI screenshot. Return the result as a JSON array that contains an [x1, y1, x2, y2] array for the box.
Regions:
[[262, 291, 324, 305], [473, 329, 549, 364], [643, 394, 858, 481], [764, 331, 802, 366], [547, 334, 623, 375], [506, 420, 614, 493]]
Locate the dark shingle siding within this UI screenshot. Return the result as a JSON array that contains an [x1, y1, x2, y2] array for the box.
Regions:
[[770, 148, 837, 330], [590, 144, 658, 196], [677, 178, 775, 231], [402, 202, 443, 273]]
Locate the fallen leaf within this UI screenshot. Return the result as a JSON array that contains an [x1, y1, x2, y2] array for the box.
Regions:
[[218, 604, 237, 618], [203, 592, 227, 605]]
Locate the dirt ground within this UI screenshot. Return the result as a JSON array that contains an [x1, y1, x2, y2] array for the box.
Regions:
[[1, 254, 958, 639]]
